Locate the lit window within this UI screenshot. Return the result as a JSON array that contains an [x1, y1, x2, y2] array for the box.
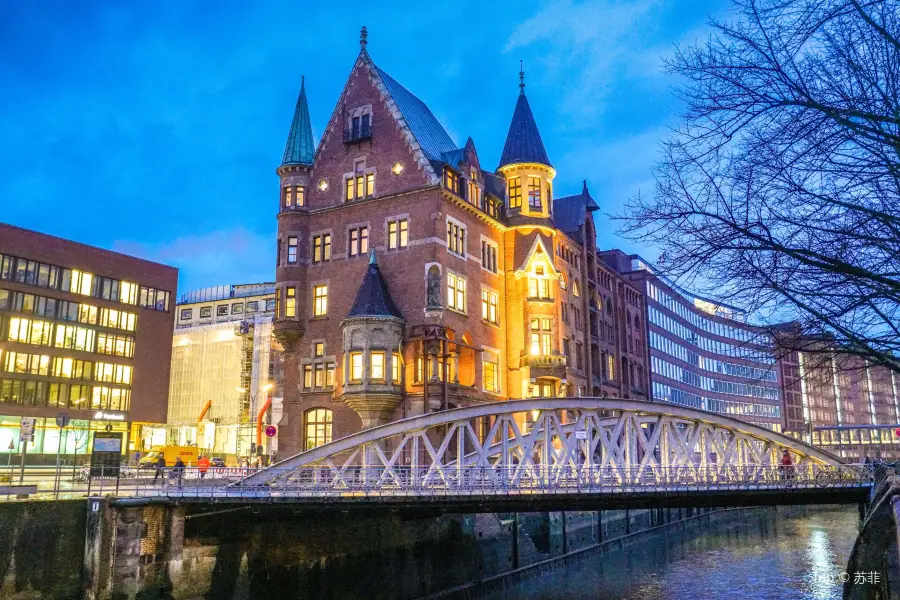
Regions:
[[483, 350, 500, 392], [349, 227, 369, 256], [607, 354, 616, 380], [444, 169, 459, 194], [467, 178, 480, 205], [572, 280, 580, 297], [350, 352, 363, 381], [295, 186, 305, 207], [560, 273, 567, 291], [119, 281, 138, 305], [285, 287, 296, 318], [481, 289, 498, 324], [366, 173, 375, 196], [447, 273, 466, 313], [304, 408, 332, 450], [530, 318, 552, 356], [508, 177, 521, 209], [371, 352, 385, 380], [388, 219, 409, 250], [313, 285, 328, 316], [312, 234, 331, 263], [446, 219, 466, 257], [287, 236, 298, 264], [392, 353, 401, 383], [314, 342, 325, 357], [528, 277, 552, 300], [304, 365, 313, 388], [528, 177, 542, 210]]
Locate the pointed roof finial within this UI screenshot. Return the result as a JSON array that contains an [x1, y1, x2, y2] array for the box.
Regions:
[[519, 60, 525, 95], [281, 75, 315, 167], [582, 180, 588, 195], [369, 246, 376, 265], [360, 26, 368, 50]]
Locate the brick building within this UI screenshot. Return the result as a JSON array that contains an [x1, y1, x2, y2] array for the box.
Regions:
[[273, 30, 648, 456], [0, 222, 177, 460]]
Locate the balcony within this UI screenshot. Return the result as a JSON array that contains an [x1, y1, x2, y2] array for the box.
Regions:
[[343, 123, 372, 144], [520, 353, 568, 369]]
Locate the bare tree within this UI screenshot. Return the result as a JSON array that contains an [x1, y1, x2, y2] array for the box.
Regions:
[[620, 0, 900, 373]]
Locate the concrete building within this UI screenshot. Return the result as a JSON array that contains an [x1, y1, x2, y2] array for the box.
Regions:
[[600, 250, 784, 431], [272, 31, 649, 456], [0, 222, 177, 460], [166, 284, 281, 461]]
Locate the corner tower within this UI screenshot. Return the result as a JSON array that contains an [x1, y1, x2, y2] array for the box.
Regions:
[[497, 64, 555, 226]]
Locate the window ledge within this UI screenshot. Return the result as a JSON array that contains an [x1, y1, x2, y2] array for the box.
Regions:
[[527, 297, 554, 304]]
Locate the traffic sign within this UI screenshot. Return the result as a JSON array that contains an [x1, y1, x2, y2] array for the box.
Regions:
[[575, 430, 587, 440], [19, 418, 35, 443], [895, 427, 900, 438], [265, 425, 277, 438]]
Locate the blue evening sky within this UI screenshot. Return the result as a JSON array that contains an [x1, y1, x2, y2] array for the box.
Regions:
[[0, 0, 729, 295]]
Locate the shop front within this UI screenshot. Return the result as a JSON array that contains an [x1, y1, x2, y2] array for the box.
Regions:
[[0, 411, 132, 465]]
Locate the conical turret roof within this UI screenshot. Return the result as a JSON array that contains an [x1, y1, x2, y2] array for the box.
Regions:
[[281, 77, 315, 166], [498, 92, 551, 169], [347, 251, 405, 320]]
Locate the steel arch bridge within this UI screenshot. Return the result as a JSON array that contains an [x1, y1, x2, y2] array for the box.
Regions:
[[234, 398, 860, 496]]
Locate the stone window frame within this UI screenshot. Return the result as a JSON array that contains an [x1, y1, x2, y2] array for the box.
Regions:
[[347, 104, 373, 134], [481, 344, 502, 395], [479, 235, 499, 275], [445, 215, 467, 260], [480, 284, 500, 327], [346, 221, 371, 258], [311, 279, 329, 318], [385, 213, 411, 251], [446, 269, 468, 315], [310, 228, 334, 264], [343, 156, 377, 202]]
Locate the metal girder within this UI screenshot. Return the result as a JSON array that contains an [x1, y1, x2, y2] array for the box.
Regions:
[[241, 398, 843, 488]]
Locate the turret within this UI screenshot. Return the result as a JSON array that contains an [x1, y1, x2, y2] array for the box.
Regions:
[[341, 250, 406, 429], [497, 63, 555, 224], [277, 76, 315, 212]]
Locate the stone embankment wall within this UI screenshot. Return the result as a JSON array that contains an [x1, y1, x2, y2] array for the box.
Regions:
[[0, 500, 86, 600], [86, 502, 723, 600]]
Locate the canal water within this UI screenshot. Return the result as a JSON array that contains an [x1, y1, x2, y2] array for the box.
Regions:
[[488, 507, 858, 600]]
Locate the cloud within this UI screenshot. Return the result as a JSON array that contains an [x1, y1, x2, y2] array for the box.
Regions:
[[505, 0, 665, 123], [112, 228, 274, 295]]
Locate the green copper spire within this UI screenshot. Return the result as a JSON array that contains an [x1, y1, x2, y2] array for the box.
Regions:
[[281, 76, 315, 167]]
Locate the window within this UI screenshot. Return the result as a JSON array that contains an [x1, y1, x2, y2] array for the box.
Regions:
[[199, 307, 212, 318], [444, 169, 460, 194], [304, 408, 333, 450], [481, 289, 498, 324], [370, 352, 385, 380], [530, 318, 552, 356], [392, 353, 401, 383], [349, 227, 369, 257], [528, 277, 552, 300], [446, 219, 466, 257], [483, 350, 500, 393], [100, 308, 136, 331], [68, 269, 93, 296], [607, 354, 616, 380], [346, 163, 374, 201], [55, 325, 96, 352], [349, 352, 363, 381], [481, 240, 498, 274], [285, 287, 296, 318], [572, 281, 580, 297], [563, 338, 570, 363], [246, 301, 258, 313], [216, 305, 229, 317], [508, 177, 522, 209], [561, 303, 569, 324], [283, 185, 305, 208], [312, 234, 332, 263], [231, 303, 243, 314], [119, 281, 138, 305], [467, 178, 480, 206], [313, 285, 328, 316], [180, 309, 193, 321], [447, 273, 466, 313], [528, 177, 542, 210], [388, 219, 408, 249], [265, 298, 276, 311], [576, 342, 584, 370], [314, 342, 324, 357], [287, 236, 298, 264]]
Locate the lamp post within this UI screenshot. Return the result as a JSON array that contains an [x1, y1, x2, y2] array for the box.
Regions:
[[236, 383, 273, 463]]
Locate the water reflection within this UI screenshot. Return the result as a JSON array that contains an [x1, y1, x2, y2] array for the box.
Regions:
[[490, 508, 857, 600]]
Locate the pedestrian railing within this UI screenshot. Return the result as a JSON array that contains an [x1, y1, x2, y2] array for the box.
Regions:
[[118, 463, 872, 500]]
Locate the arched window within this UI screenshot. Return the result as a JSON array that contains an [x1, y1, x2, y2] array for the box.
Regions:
[[634, 315, 641, 329], [560, 272, 567, 291], [606, 299, 612, 315], [626, 310, 631, 327], [304, 408, 333, 450], [572, 280, 580, 297]]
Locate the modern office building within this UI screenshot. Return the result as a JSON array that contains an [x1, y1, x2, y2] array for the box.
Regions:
[[778, 333, 900, 460], [600, 250, 784, 431], [166, 284, 281, 460], [272, 32, 649, 456], [0, 222, 177, 460]]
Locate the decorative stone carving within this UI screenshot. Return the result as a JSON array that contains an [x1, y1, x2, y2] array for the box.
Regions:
[[426, 265, 442, 310]]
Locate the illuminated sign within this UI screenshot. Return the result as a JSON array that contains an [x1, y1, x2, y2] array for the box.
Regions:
[[93, 411, 126, 421]]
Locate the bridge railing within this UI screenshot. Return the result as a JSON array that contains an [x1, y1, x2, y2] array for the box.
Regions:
[[122, 463, 872, 499]]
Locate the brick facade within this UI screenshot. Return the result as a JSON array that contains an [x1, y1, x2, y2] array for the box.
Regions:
[[273, 40, 648, 457]]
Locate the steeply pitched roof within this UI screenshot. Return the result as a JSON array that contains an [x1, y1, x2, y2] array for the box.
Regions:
[[498, 93, 551, 168], [553, 181, 599, 236], [347, 252, 405, 320], [282, 78, 315, 166], [375, 67, 457, 162]]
